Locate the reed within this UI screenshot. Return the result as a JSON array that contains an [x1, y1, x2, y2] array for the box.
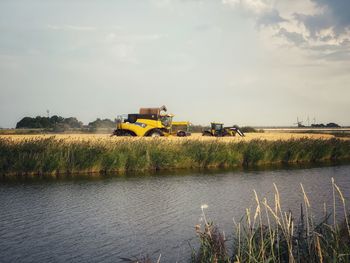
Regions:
[[192, 179, 350, 263], [0, 137, 350, 175]]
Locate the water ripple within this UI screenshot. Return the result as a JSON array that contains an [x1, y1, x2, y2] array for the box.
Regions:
[[1, 165, 350, 262]]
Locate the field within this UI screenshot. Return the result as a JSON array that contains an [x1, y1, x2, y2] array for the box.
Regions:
[[1, 132, 350, 176], [0, 132, 338, 142]]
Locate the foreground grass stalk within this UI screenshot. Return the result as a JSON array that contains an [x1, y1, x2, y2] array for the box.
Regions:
[[333, 180, 350, 237], [191, 179, 350, 263], [300, 183, 312, 257]]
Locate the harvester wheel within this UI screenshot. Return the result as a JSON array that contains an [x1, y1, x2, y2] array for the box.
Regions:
[[177, 131, 186, 137], [112, 129, 124, 136], [123, 131, 134, 136], [149, 129, 164, 137], [114, 130, 135, 136]]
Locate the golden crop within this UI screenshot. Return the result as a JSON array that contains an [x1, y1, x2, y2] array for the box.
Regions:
[[0, 132, 335, 143]]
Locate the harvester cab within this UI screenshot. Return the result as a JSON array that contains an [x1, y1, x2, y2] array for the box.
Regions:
[[212, 123, 224, 134]]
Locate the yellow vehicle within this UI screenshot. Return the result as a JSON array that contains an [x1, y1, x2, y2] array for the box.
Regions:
[[202, 122, 245, 137], [171, 121, 191, 137], [112, 106, 189, 137]]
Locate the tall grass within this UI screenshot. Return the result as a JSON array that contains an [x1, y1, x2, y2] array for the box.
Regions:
[[0, 137, 350, 175], [192, 179, 350, 263]]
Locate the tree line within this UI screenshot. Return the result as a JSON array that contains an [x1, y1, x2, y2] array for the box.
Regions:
[[16, 116, 116, 132]]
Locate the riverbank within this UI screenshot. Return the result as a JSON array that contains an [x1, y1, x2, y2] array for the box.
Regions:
[[1, 135, 350, 176]]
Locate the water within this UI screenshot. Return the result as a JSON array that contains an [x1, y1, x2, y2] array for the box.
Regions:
[[1, 164, 350, 262]]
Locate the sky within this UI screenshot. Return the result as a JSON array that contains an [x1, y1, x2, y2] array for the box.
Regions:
[[0, 0, 349, 128]]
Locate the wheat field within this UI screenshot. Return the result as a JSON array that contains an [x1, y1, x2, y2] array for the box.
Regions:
[[0, 132, 336, 142]]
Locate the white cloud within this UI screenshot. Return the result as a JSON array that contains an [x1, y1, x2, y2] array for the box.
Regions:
[[223, 0, 269, 14], [223, 0, 350, 60]]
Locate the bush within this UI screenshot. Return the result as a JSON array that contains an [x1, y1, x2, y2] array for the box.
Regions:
[[240, 126, 264, 133]]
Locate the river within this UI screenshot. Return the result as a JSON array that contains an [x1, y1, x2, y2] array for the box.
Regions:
[[1, 164, 350, 262]]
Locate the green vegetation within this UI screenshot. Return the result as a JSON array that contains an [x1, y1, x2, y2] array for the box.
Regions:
[[191, 180, 350, 263], [311, 122, 341, 128], [88, 118, 116, 132], [16, 115, 83, 130], [240, 126, 264, 133], [14, 115, 117, 133], [0, 138, 350, 175], [191, 125, 209, 133]]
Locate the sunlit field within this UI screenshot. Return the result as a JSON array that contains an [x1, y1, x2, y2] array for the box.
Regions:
[[0, 132, 337, 142]]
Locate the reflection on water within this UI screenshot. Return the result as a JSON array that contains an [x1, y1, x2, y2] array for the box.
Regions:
[[1, 164, 350, 262]]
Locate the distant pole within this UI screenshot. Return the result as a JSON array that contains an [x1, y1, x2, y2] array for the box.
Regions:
[[307, 116, 310, 127], [47, 110, 50, 118]]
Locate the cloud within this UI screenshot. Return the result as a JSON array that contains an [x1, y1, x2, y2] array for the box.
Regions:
[[257, 9, 286, 26], [276, 28, 306, 46], [292, 0, 350, 42], [308, 0, 350, 34], [223, 0, 350, 60], [321, 50, 350, 61], [223, 0, 269, 14], [289, 0, 350, 55], [223, 0, 286, 28], [223, 0, 274, 16]]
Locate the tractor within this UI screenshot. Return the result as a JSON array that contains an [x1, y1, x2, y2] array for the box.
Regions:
[[202, 122, 245, 137], [112, 106, 190, 137]]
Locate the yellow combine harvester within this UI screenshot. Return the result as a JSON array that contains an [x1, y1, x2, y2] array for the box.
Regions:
[[112, 106, 191, 137]]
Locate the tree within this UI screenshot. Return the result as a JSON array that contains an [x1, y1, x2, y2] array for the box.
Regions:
[[16, 115, 83, 130], [326, 122, 340, 128], [88, 118, 116, 129], [62, 117, 83, 128]]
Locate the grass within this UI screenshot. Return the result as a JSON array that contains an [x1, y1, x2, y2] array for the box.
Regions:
[[191, 179, 350, 263], [123, 179, 350, 263], [0, 137, 350, 175]]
